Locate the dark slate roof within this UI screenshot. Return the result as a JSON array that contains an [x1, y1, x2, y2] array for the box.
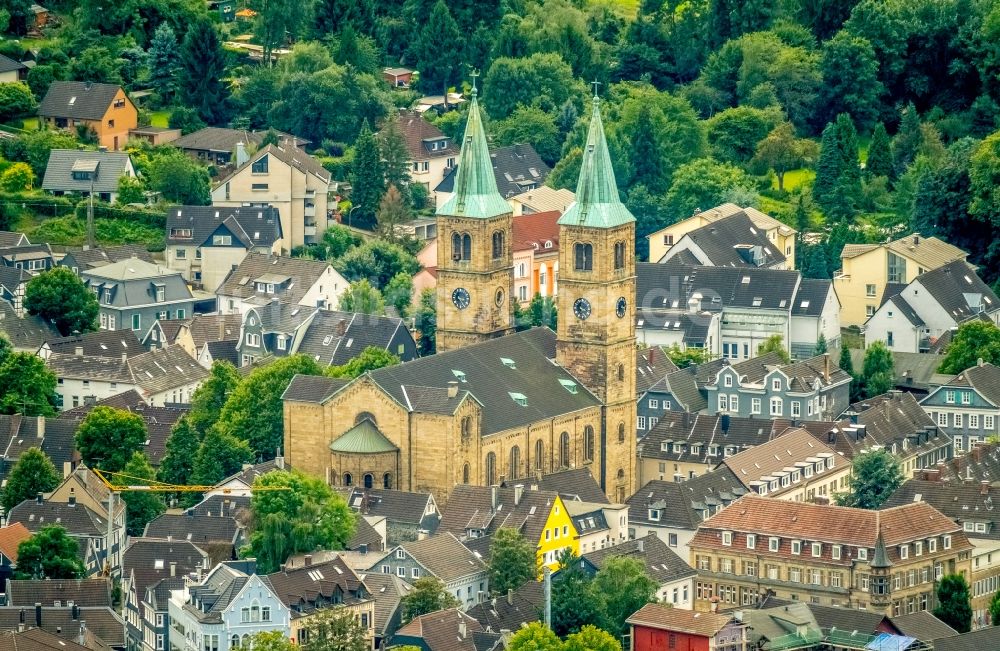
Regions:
[[637, 261, 800, 313], [165, 205, 282, 249], [187, 313, 244, 348], [282, 375, 351, 403], [393, 608, 490, 651], [0, 243, 53, 265], [216, 253, 334, 306], [505, 467, 608, 504], [435, 144, 550, 198], [122, 538, 209, 605], [0, 418, 76, 489], [0, 627, 91, 651], [669, 211, 786, 268], [582, 534, 695, 584], [648, 367, 707, 412], [636, 310, 713, 347], [42, 329, 142, 358], [851, 392, 941, 451], [915, 260, 999, 322], [0, 265, 30, 292], [849, 349, 953, 393], [295, 310, 410, 366], [882, 480, 1000, 540], [0, 231, 28, 248], [171, 127, 304, 153], [7, 499, 107, 537], [637, 411, 785, 469], [791, 278, 832, 317], [347, 514, 385, 552], [367, 328, 600, 436], [466, 580, 543, 634], [0, 301, 59, 350], [41, 150, 133, 194], [884, 294, 924, 326], [358, 572, 411, 636], [933, 627, 1000, 651], [343, 489, 437, 528], [143, 513, 241, 545], [807, 604, 889, 636], [38, 81, 125, 120], [944, 362, 1000, 406], [708, 352, 851, 392], [47, 345, 208, 396], [437, 485, 563, 548], [398, 532, 487, 582], [6, 578, 112, 607], [61, 244, 153, 271], [263, 556, 368, 613], [204, 339, 239, 366], [0, 54, 26, 74], [635, 346, 679, 394], [627, 470, 748, 530], [889, 611, 959, 642], [0, 606, 125, 647]]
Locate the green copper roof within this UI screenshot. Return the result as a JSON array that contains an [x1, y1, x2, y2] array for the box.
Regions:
[[558, 96, 635, 229], [329, 419, 398, 454], [437, 87, 511, 219]]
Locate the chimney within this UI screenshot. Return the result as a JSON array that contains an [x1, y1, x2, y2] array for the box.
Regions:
[[35, 603, 41, 627], [982, 481, 990, 496], [980, 358, 986, 367], [270, 296, 280, 324], [122, 351, 128, 363], [646, 348, 654, 365], [275, 448, 284, 469], [71, 604, 79, 620], [218, 318, 225, 341], [710, 596, 720, 613], [337, 319, 347, 336], [236, 141, 249, 167], [491, 485, 498, 510], [973, 446, 984, 463], [304, 554, 313, 567], [170, 562, 176, 577], [507, 588, 514, 606], [823, 353, 831, 383], [78, 621, 86, 646], [75, 345, 84, 356], [913, 235, 920, 246], [637, 538, 644, 553], [720, 414, 731, 435], [514, 484, 523, 506], [36, 415, 44, 439], [36, 492, 43, 504], [688, 293, 702, 314], [447, 381, 458, 398], [458, 620, 467, 639]]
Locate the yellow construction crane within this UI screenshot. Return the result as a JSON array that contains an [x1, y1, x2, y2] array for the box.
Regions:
[[91, 468, 290, 575]]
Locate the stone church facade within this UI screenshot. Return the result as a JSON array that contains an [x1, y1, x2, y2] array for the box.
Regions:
[[283, 90, 637, 505]]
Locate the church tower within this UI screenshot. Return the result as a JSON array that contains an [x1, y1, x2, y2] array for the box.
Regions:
[[556, 94, 637, 502], [435, 82, 514, 353]]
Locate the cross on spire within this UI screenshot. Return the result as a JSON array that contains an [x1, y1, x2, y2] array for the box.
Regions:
[[591, 80, 602, 98], [470, 69, 480, 95]]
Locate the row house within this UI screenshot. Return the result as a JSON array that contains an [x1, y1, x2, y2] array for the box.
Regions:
[[689, 496, 972, 616], [216, 253, 347, 316], [848, 391, 953, 477], [921, 361, 1000, 453], [82, 258, 195, 339]]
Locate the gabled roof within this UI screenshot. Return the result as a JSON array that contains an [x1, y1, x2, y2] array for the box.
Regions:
[[398, 532, 487, 582], [559, 96, 634, 229], [627, 603, 733, 637], [637, 411, 783, 468], [510, 187, 575, 214], [712, 352, 851, 392], [646, 366, 706, 412], [882, 479, 1000, 540], [295, 310, 410, 367], [165, 205, 283, 249], [0, 54, 26, 74], [581, 534, 695, 584], [466, 580, 543, 634], [635, 346, 679, 395], [0, 607, 125, 648], [913, 260, 1000, 323], [636, 310, 714, 349], [6, 578, 112, 607], [388, 110, 458, 161], [282, 374, 351, 403], [928, 625, 1000, 651], [791, 278, 833, 317], [0, 231, 29, 248], [216, 252, 336, 306], [143, 512, 241, 545], [437, 88, 510, 219], [48, 344, 208, 395], [0, 300, 59, 351], [439, 144, 551, 198], [944, 362, 1000, 406], [669, 212, 786, 268], [214, 143, 331, 187], [82, 257, 178, 282], [343, 488, 437, 528], [721, 428, 840, 491], [0, 522, 30, 562], [438, 484, 560, 545], [509, 467, 608, 504], [122, 538, 208, 605], [885, 233, 967, 268], [41, 149, 133, 194], [38, 81, 126, 120], [7, 498, 107, 537], [637, 261, 800, 313], [347, 514, 385, 552], [889, 611, 957, 642], [263, 556, 368, 612], [394, 608, 490, 651], [42, 329, 142, 358], [61, 244, 152, 271], [849, 349, 953, 393], [511, 210, 560, 253], [172, 127, 304, 153], [1, 627, 91, 651], [627, 470, 748, 530], [358, 571, 411, 636]]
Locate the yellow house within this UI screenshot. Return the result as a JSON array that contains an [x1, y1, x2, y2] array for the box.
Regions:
[[537, 494, 579, 570], [833, 234, 967, 327], [646, 203, 797, 268]]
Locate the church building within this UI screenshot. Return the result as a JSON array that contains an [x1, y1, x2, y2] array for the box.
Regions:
[[282, 87, 637, 505]]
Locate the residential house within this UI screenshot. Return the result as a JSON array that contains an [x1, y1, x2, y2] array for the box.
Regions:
[[391, 608, 499, 651], [37, 81, 137, 150], [627, 603, 748, 651], [637, 367, 708, 433], [382, 67, 414, 87], [168, 562, 290, 651], [0, 242, 55, 274], [216, 253, 346, 315], [339, 488, 440, 546], [635, 347, 681, 433], [212, 144, 331, 250], [236, 306, 416, 369], [59, 244, 154, 275], [368, 532, 488, 609], [435, 143, 550, 209], [0, 523, 30, 590], [0, 301, 58, 351], [846, 391, 953, 477], [209, 459, 286, 494], [127, 125, 182, 146], [0, 415, 77, 489], [660, 211, 788, 270], [0, 605, 127, 649], [143, 313, 242, 365], [934, 626, 1000, 650], [386, 110, 458, 193], [353, 572, 411, 648], [835, 233, 967, 327], [864, 260, 1000, 352], [171, 127, 304, 167], [704, 352, 852, 422], [648, 203, 796, 269], [0, 54, 26, 82], [920, 361, 1000, 453], [0, 626, 93, 651], [511, 210, 560, 304], [627, 473, 749, 570], [689, 496, 972, 615], [509, 186, 575, 216], [565, 499, 629, 555], [579, 534, 696, 608], [82, 258, 195, 338], [0, 231, 29, 247], [165, 205, 283, 292], [143, 499, 246, 565], [38, 329, 143, 361], [789, 279, 841, 360], [0, 268, 28, 319], [122, 538, 210, 651], [720, 428, 850, 501], [41, 149, 137, 202], [47, 344, 208, 409], [466, 580, 543, 634], [850, 349, 957, 398], [263, 556, 374, 647], [635, 306, 721, 354], [505, 466, 611, 504], [884, 479, 1000, 629]]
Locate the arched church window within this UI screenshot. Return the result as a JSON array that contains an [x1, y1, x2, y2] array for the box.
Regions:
[[462, 234, 472, 261], [574, 243, 593, 271], [614, 241, 627, 270], [535, 440, 544, 470], [583, 426, 595, 462], [559, 432, 571, 468], [509, 446, 521, 479], [617, 364, 625, 382], [343, 473, 353, 486], [617, 468, 625, 480], [618, 422, 626, 443], [452, 233, 462, 260], [492, 231, 505, 259], [463, 463, 470, 484], [485, 452, 497, 485], [356, 412, 377, 426], [461, 416, 472, 439], [383, 473, 392, 489], [364, 473, 374, 489]]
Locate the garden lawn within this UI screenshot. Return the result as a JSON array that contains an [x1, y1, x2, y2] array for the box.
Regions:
[[150, 111, 171, 128], [770, 168, 815, 192]]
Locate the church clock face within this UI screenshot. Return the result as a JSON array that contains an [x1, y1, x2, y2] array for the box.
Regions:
[[452, 287, 471, 310], [616, 297, 627, 318], [573, 298, 592, 320]]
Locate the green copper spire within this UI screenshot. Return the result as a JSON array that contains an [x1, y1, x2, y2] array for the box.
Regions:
[[437, 79, 510, 219], [558, 94, 635, 229]]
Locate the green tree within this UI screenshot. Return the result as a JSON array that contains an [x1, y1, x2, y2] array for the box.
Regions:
[[0, 81, 34, 121], [0, 161, 33, 192], [494, 106, 563, 166], [148, 23, 180, 105], [751, 122, 818, 192], [836, 448, 903, 510], [706, 105, 781, 165], [862, 341, 894, 398], [665, 344, 712, 369], [6, 129, 77, 179], [238, 631, 295, 651], [75, 406, 147, 473], [191, 426, 254, 485], [147, 151, 211, 205], [252, 0, 303, 65], [384, 272, 414, 317], [247, 469, 354, 574], [563, 626, 622, 651], [401, 576, 461, 623], [757, 334, 791, 363], [2, 448, 60, 512], [866, 122, 893, 179], [506, 622, 563, 651], [552, 549, 604, 636], [335, 240, 420, 289], [339, 279, 385, 315], [414, 288, 436, 355], [178, 20, 230, 124], [934, 574, 973, 634], [939, 322, 1000, 374], [376, 185, 412, 242], [15, 526, 86, 579], [301, 606, 369, 651], [526, 294, 557, 330], [593, 556, 657, 638], [813, 122, 841, 206], [892, 103, 923, 176], [488, 528, 536, 596], [970, 131, 1000, 246], [989, 590, 1000, 628], [24, 266, 99, 336], [215, 355, 324, 459], [187, 361, 241, 436], [120, 451, 166, 536], [158, 418, 201, 503], [818, 31, 883, 130], [168, 106, 206, 135], [815, 334, 828, 355], [315, 226, 360, 260], [380, 118, 412, 197], [326, 347, 400, 379], [0, 352, 57, 416], [410, 0, 462, 98], [349, 120, 385, 225], [483, 52, 581, 121], [665, 158, 756, 220], [0, 334, 10, 367], [839, 345, 855, 376], [116, 175, 145, 205]]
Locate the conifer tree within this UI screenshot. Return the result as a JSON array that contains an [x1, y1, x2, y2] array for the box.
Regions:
[[2, 448, 59, 512], [411, 0, 462, 98], [866, 122, 893, 179], [350, 120, 385, 226], [813, 122, 840, 205], [178, 20, 230, 125], [147, 23, 180, 106], [892, 103, 922, 176]]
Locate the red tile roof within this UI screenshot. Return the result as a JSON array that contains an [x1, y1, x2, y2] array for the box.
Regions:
[[0, 522, 31, 562], [512, 211, 561, 253], [390, 110, 459, 161], [627, 603, 733, 637]]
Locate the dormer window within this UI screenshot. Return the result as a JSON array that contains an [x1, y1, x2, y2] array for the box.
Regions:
[[252, 155, 269, 174], [649, 509, 660, 521], [772, 378, 781, 391], [213, 235, 232, 246]]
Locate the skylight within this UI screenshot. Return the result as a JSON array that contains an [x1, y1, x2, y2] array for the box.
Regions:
[[501, 357, 516, 369], [800, 301, 809, 308], [752, 297, 763, 307], [742, 276, 751, 284], [559, 379, 578, 394], [452, 369, 467, 383], [509, 392, 528, 407]]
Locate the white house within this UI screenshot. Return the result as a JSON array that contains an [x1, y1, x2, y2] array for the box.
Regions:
[[216, 253, 347, 315]]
